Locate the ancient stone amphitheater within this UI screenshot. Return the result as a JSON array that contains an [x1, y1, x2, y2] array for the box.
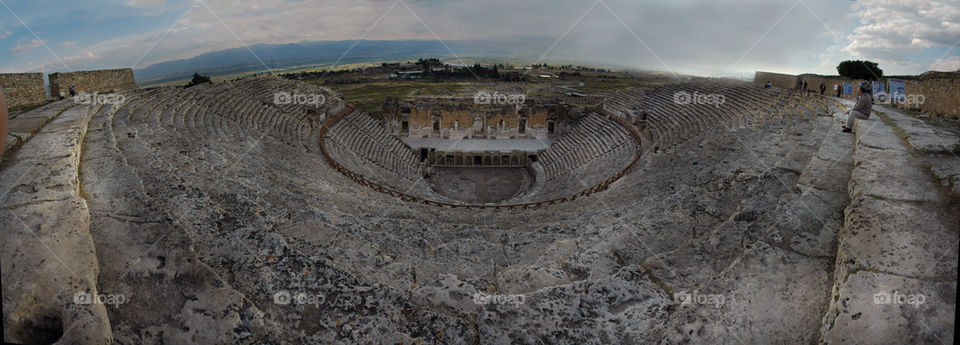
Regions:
[[2, 76, 957, 344]]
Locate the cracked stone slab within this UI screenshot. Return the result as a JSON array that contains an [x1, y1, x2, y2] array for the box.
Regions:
[[850, 145, 942, 202], [820, 271, 956, 345], [855, 118, 903, 151], [478, 266, 669, 345], [767, 188, 843, 257], [6, 117, 50, 136], [877, 106, 960, 154], [797, 118, 855, 194], [1, 107, 93, 207], [649, 241, 832, 344], [930, 159, 960, 196], [1, 197, 112, 345], [836, 196, 958, 282]]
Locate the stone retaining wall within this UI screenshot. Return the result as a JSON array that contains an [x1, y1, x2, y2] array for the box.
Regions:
[[797, 75, 859, 98], [754, 71, 798, 89], [0, 73, 46, 108], [49, 68, 137, 98], [902, 74, 960, 119], [757, 70, 960, 119]]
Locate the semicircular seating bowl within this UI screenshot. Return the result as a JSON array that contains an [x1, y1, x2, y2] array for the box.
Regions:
[[2, 76, 903, 345], [319, 104, 644, 207]]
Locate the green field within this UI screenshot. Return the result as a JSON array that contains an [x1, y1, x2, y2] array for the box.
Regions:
[[141, 62, 672, 112], [314, 68, 670, 111]]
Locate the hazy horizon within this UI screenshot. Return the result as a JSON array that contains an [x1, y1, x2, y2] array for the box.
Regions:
[[2, 0, 959, 78]]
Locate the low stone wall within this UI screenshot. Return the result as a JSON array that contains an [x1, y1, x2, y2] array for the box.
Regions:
[[901, 74, 960, 119], [49, 68, 137, 98], [798, 75, 859, 98], [754, 71, 798, 89], [0, 73, 46, 108], [758, 70, 960, 119]]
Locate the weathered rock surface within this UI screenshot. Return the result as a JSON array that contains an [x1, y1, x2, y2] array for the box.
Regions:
[[2, 80, 956, 344], [2, 105, 113, 345], [820, 102, 958, 345]]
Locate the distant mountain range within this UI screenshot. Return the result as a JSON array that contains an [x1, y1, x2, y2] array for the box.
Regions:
[[134, 40, 551, 84]]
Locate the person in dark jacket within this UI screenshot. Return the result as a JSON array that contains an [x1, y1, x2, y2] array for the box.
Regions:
[[842, 81, 873, 132], [819, 83, 826, 95]]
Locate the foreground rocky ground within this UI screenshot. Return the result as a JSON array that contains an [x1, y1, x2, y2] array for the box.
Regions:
[[2, 78, 956, 344]]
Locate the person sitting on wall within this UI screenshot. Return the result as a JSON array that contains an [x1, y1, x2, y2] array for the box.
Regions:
[[842, 81, 872, 133]]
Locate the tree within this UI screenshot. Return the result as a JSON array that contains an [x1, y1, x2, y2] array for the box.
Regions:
[[837, 60, 883, 80], [185, 73, 212, 88]]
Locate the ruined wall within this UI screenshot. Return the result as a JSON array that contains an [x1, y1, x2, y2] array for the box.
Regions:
[[397, 99, 561, 139], [798, 75, 859, 98], [801, 73, 960, 118], [754, 71, 798, 89], [901, 74, 960, 119], [758, 70, 960, 118], [0, 73, 46, 107], [48, 68, 137, 98]]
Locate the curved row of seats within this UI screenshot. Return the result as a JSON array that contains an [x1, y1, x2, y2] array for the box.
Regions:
[[323, 109, 425, 193], [538, 113, 639, 183], [116, 77, 343, 149], [603, 88, 645, 117], [603, 80, 830, 150]]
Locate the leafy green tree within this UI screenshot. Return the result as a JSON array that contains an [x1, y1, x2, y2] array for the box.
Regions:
[[837, 60, 883, 80]]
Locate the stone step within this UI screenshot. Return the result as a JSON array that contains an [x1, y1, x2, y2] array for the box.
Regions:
[[3, 100, 75, 157], [83, 97, 267, 344], [1, 104, 112, 345], [818, 101, 958, 345]]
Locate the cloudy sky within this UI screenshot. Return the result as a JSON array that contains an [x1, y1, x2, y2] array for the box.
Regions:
[[1, 0, 958, 77]]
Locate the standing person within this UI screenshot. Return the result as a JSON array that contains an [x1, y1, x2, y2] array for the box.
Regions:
[[835, 83, 841, 97], [842, 81, 873, 133], [802, 80, 808, 95], [1, 86, 7, 154], [819, 83, 826, 95], [69, 85, 77, 97]]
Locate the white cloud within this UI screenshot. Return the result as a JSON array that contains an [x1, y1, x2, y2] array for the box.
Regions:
[[7, 0, 955, 76], [0, 30, 12, 40], [843, 0, 960, 66], [930, 55, 960, 71], [9, 38, 45, 56], [127, 0, 167, 7]]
